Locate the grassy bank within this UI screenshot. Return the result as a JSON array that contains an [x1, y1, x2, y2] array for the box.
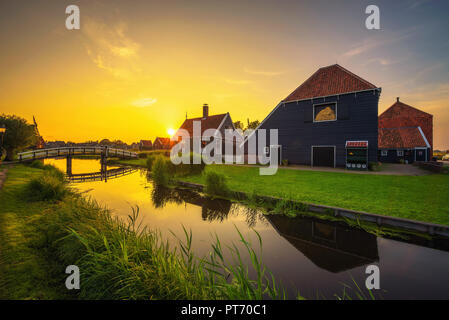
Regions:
[[181, 165, 449, 225], [0, 165, 287, 300]]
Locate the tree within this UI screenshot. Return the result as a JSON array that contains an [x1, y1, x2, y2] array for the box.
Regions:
[[0, 114, 38, 161], [233, 121, 244, 130], [246, 118, 260, 130]]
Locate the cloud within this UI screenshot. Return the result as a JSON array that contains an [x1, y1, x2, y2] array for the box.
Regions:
[[342, 27, 420, 58], [132, 97, 157, 107], [244, 67, 284, 76], [224, 78, 252, 85], [82, 18, 141, 79]]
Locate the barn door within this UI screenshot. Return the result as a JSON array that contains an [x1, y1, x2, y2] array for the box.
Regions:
[[312, 146, 335, 167]]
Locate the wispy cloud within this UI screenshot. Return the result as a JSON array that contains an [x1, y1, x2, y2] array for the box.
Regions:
[[342, 27, 420, 58], [224, 78, 252, 85], [244, 67, 284, 76], [82, 18, 141, 79], [131, 97, 157, 107]]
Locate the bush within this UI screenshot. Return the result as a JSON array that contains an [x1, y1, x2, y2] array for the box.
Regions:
[[368, 162, 381, 171], [204, 170, 229, 197], [138, 152, 148, 159], [24, 171, 69, 201], [29, 160, 45, 169], [151, 156, 171, 186], [146, 155, 156, 170], [281, 159, 289, 166]]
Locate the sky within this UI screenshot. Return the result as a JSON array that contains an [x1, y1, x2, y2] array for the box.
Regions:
[[0, 0, 448, 149]]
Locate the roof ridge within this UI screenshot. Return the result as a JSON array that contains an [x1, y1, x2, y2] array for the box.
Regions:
[[380, 100, 433, 118], [333, 64, 377, 89]]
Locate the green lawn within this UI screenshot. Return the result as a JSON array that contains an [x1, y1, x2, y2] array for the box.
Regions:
[[182, 165, 449, 225], [0, 166, 72, 299]]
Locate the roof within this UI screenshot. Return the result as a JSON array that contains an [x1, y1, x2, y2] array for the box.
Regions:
[[378, 127, 430, 149], [154, 137, 171, 146], [139, 140, 152, 147], [379, 100, 432, 121], [177, 113, 228, 136], [346, 141, 368, 148], [283, 64, 378, 102]]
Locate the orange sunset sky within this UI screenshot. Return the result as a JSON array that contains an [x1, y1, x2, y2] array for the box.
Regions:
[[1, 0, 448, 149]]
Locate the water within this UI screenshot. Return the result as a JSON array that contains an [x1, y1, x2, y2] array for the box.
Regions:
[[46, 158, 449, 299]]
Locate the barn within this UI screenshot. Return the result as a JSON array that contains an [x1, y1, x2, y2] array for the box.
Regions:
[[244, 64, 381, 168], [378, 98, 433, 163]]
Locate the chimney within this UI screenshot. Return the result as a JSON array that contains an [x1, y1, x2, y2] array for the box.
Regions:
[[203, 103, 209, 118], [397, 97, 400, 102]]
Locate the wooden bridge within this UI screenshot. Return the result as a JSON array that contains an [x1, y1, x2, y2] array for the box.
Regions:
[[17, 146, 137, 162]]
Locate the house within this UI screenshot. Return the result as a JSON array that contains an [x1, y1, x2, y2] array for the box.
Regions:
[[176, 104, 238, 155], [139, 140, 153, 151], [378, 98, 433, 163], [244, 64, 381, 168], [153, 137, 172, 150]]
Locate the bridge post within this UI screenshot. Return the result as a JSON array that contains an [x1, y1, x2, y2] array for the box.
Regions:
[[66, 155, 72, 176]]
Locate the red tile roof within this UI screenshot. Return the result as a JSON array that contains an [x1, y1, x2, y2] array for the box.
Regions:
[[178, 113, 228, 136], [379, 100, 433, 151], [346, 141, 368, 148], [154, 137, 172, 148], [140, 140, 152, 147], [283, 64, 378, 102], [378, 127, 428, 149]]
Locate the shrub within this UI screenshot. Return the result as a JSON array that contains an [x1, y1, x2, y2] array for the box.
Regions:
[[29, 160, 45, 169], [368, 162, 380, 171], [204, 170, 229, 197], [24, 172, 69, 201], [151, 156, 170, 186], [281, 159, 289, 166], [138, 152, 148, 159], [146, 155, 156, 170]]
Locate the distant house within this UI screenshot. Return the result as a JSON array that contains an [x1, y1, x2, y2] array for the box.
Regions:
[[139, 140, 153, 151], [176, 104, 239, 155], [153, 137, 172, 150], [244, 64, 381, 168], [378, 98, 433, 163]]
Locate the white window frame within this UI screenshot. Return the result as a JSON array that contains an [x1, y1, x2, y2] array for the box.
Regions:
[[397, 150, 404, 157], [313, 102, 338, 123], [381, 150, 388, 156]]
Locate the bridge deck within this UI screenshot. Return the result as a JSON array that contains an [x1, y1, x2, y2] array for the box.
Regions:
[[17, 146, 137, 161]]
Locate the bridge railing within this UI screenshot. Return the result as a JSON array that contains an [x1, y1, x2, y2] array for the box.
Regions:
[[17, 146, 137, 161]]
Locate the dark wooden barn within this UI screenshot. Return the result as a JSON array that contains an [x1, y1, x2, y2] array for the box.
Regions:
[[243, 64, 381, 168]]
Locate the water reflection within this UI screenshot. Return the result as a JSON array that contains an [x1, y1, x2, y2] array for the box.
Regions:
[[68, 167, 137, 182], [151, 185, 265, 227], [267, 215, 379, 273], [44, 158, 449, 299]]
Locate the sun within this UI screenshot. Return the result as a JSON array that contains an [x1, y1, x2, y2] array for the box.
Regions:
[[167, 128, 175, 136]]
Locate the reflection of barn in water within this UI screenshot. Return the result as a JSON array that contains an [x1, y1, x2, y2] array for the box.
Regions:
[[267, 215, 379, 273]]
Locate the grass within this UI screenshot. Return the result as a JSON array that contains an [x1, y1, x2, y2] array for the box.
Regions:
[[0, 165, 288, 300], [181, 165, 449, 225]]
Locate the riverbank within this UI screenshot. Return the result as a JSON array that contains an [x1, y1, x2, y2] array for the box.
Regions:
[[182, 165, 449, 225], [0, 165, 288, 300], [112, 159, 449, 226]]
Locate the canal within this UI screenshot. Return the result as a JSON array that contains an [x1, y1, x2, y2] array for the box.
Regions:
[[46, 158, 449, 299]]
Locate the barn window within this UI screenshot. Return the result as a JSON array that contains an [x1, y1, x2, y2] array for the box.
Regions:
[[397, 150, 404, 156], [314, 103, 337, 122], [381, 150, 388, 156]]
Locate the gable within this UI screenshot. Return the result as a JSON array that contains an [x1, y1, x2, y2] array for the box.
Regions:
[[283, 64, 378, 102]]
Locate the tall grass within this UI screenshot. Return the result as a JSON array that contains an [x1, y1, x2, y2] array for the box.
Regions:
[[24, 164, 69, 201], [38, 198, 287, 299], [151, 156, 170, 186], [204, 170, 229, 197]]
